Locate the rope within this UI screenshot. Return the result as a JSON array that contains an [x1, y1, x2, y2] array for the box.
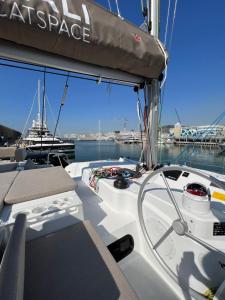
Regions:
[[144, 82, 153, 168], [136, 90, 144, 163], [0, 60, 137, 87], [52, 72, 70, 141], [160, 0, 179, 90], [45, 94, 61, 137], [158, 0, 179, 157], [146, 0, 150, 31], [40, 68, 46, 152], [168, 0, 178, 52], [115, 0, 122, 18], [164, 0, 171, 45], [140, 0, 144, 14], [107, 0, 112, 12]]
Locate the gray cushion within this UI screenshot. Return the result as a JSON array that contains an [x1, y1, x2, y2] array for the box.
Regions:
[[0, 147, 16, 159], [5, 167, 76, 204], [24, 220, 138, 300], [0, 171, 18, 209], [0, 214, 26, 300]]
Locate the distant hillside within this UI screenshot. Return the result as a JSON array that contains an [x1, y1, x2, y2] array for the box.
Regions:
[[0, 124, 21, 145]]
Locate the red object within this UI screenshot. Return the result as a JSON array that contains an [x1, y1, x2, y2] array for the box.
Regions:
[[186, 183, 208, 197], [186, 189, 206, 196], [134, 34, 141, 42]]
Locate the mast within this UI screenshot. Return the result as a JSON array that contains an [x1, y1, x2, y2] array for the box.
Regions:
[[37, 79, 41, 127], [98, 120, 101, 140], [145, 0, 160, 169], [44, 94, 47, 127]]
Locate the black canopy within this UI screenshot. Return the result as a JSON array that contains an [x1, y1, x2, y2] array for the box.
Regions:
[[0, 0, 166, 79]]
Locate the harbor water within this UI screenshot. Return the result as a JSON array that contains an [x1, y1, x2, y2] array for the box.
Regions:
[[74, 141, 225, 174]]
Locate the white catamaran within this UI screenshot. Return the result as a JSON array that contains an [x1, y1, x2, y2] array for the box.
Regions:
[[0, 1, 225, 300]]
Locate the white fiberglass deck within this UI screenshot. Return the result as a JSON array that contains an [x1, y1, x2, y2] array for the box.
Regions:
[[119, 251, 180, 300], [74, 177, 180, 300], [66, 159, 225, 300], [2, 159, 225, 299]]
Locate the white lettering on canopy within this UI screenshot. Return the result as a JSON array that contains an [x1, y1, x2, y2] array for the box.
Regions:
[[48, 13, 58, 31], [42, 0, 59, 14], [82, 4, 90, 25], [22, 5, 35, 24], [59, 19, 70, 37], [37, 10, 47, 29], [10, 2, 25, 22], [62, 0, 80, 22], [0, 1, 91, 43], [42, 0, 90, 25]]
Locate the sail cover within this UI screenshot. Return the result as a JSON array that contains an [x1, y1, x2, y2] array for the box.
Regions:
[[0, 0, 166, 79]]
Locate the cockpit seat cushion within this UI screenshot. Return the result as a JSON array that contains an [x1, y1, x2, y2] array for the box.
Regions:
[[0, 214, 26, 300], [4, 166, 76, 205], [0, 171, 18, 210], [0, 147, 16, 160], [24, 220, 138, 300]]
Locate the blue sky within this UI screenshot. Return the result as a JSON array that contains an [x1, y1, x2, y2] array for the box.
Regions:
[[0, 0, 225, 134]]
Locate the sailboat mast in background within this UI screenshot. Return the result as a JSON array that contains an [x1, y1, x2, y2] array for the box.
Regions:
[[37, 79, 41, 126]]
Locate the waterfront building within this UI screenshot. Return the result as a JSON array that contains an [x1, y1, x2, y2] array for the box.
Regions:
[[171, 123, 225, 143]]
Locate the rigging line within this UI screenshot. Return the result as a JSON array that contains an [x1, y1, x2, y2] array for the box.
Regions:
[[191, 111, 225, 143], [0, 61, 138, 87], [18, 90, 37, 146], [53, 72, 70, 141], [144, 82, 154, 168], [115, 0, 122, 18], [146, 0, 150, 32], [40, 68, 46, 152], [187, 114, 225, 164], [168, 0, 178, 52], [136, 91, 144, 163], [164, 0, 171, 45], [160, 0, 178, 90], [158, 90, 165, 163], [107, 0, 112, 12], [175, 110, 225, 163], [47, 72, 70, 159], [159, 80, 167, 124], [158, 0, 179, 128], [45, 94, 61, 137], [140, 0, 144, 15]]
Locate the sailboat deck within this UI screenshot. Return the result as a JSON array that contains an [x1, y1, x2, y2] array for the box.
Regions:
[[2, 160, 223, 299], [75, 178, 137, 244], [120, 251, 180, 300], [73, 177, 180, 300]]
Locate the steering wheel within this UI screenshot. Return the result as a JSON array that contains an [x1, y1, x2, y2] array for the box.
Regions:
[[138, 166, 225, 279]]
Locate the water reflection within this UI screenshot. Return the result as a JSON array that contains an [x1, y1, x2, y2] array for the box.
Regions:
[[74, 141, 225, 174]]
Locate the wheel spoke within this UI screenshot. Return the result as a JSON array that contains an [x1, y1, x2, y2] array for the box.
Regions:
[[153, 225, 174, 250], [138, 166, 225, 263], [161, 172, 185, 223], [185, 232, 225, 256]]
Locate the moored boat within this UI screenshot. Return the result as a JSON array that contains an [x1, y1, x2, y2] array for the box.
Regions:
[[21, 81, 75, 159]]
